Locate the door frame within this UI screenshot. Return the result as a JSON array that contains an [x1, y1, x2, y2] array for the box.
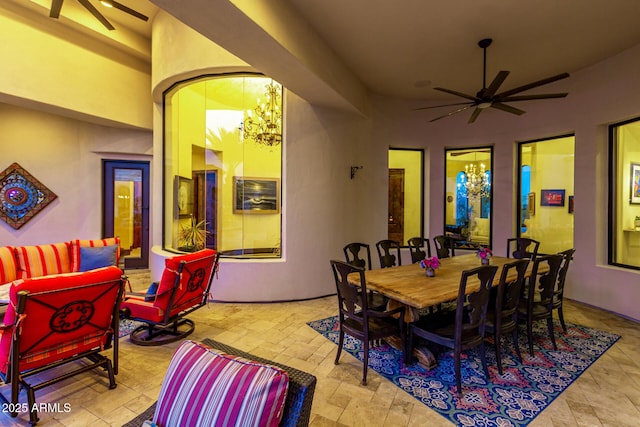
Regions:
[[103, 160, 150, 269]]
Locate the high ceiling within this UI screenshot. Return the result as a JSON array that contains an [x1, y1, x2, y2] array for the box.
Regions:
[[9, 0, 640, 105]]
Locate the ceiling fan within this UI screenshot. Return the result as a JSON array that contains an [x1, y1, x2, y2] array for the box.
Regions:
[[416, 38, 570, 123], [49, 0, 149, 31]]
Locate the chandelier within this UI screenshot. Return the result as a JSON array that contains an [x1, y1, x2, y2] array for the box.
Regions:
[[243, 80, 283, 147], [460, 162, 491, 198]]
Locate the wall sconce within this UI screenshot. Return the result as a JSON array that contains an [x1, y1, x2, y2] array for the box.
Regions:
[[350, 166, 363, 179]]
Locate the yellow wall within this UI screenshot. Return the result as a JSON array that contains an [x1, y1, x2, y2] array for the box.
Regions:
[[615, 126, 640, 266]]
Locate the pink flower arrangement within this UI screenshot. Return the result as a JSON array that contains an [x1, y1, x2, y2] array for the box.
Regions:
[[477, 247, 493, 259], [420, 256, 440, 270]]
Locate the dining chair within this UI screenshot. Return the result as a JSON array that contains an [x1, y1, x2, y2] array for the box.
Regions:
[[375, 239, 402, 268], [329, 260, 405, 385], [506, 237, 540, 259], [517, 254, 564, 356], [433, 235, 455, 258], [407, 264, 499, 396], [484, 258, 529, 375], [407, 237, 432, 264], [343, 242, 387, 310], [553, 248, 576, 332]]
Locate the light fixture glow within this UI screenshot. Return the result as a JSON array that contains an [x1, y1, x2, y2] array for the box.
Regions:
[[458, 161, 490, 198], [243, 80, 283, 148]]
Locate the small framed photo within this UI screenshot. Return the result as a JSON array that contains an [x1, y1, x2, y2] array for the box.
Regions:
[[540, 189, 565, 207], [631, 163, 640, 204], [527, 192, 535, 215], [568, 195, 574, 213], [233, 177, 280, 214], [175, 176, 193, 218]]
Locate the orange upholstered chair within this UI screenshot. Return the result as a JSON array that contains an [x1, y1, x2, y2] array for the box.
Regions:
[[120, 249, 219, 346], [0, 266, 125, 425]]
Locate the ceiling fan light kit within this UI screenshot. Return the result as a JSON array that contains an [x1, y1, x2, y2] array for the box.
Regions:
[[416, 38, 570, 123], [49, 0, 149, 31]]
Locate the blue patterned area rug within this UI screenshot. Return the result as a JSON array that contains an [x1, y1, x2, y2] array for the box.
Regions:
[[307, 316, 620, 427], [119, 319, 144, 338]]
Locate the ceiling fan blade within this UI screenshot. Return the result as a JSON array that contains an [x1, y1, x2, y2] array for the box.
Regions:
[[495, 72, 570, 98], [50, 0, 63, 18], [414, 101, 474, 111], [429, 104, 474, 122], [482, 70, 510, 98], [78, 0, 115, 30], [500, 93, 568, 102], [491, 102, 526, 115], [107, 0, 149, 21], [433, 87, 479, 102], [468, 108, 483, 124]]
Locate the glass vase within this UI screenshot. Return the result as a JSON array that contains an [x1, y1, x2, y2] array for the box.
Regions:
[[425, 267, 435, 277]]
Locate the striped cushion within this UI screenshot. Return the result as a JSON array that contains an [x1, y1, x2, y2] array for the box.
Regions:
[[14, 242, 72, 279], [0, 246, 17, 285], [71, 238, 121, 272], [154, 341, 289, 427]]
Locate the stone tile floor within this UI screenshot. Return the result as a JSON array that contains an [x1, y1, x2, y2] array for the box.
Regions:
[[0, 269, 638, 426]]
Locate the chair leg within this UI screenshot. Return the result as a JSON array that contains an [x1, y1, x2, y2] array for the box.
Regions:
[[335, 330, 344, 365], [454, 349, 462, 396], [557, 306, 567, 332], [362, 339, 369, 386], [527, 318, 535, 356], [547, 317, 557, 350], [494, 333, 503, 375], [405, 329, 413, 364], [512, 328, 522, 363]]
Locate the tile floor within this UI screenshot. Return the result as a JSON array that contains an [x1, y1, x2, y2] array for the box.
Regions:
[[0, 269, 639, 426]]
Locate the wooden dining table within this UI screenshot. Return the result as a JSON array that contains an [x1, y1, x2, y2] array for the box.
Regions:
[[348, 253, 542, 322]]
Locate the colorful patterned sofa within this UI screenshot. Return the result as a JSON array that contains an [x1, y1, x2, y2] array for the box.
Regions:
[[0, 237, 120, 289]]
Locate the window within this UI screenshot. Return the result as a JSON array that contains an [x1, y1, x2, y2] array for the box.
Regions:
[[445, 147, 492, 249], [163, 74, 283, 258], [517, 135, 574, 254], [609, 117, 640, 269], [388, 149, 424, 245]]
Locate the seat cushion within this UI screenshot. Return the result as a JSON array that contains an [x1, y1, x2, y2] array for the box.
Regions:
[[154, 340, 288, 427], [0, 246, 17, 285], [71, 238, 121, 272], [14, 242, 72, 279]]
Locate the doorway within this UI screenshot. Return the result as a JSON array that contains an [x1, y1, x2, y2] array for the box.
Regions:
[[103, 160, 150, 269], [388, 168, 405, 243]]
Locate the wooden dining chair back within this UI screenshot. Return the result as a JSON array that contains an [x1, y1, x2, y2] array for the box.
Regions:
[[484, 258, 529, 374], [553, 248, 575, 332], [518, 254, 563, 356], [506, 237, 540, 259], [330, 260, 405, 385], [343, 242, 386, 309], [375, 239, 402, 268], [408, 265, 498, 396], [433, 235, 455, 259], [407, 237, 432, 264], [343, 242, 372, 270]]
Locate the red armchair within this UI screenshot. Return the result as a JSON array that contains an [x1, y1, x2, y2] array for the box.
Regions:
[[120, 249, 219, 346], [0, 265, 125, 425]]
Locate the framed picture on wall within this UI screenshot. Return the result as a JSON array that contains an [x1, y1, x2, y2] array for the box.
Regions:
[[568, 195, 574, 213], [233, 177, 280, 214], [528, 192, 535, 215], [175, 176, 193, 218], [631, 163, 640, 204], [540, 189, 565, 206]]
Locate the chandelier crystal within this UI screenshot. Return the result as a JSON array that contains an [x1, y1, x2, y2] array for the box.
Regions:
[[243, 80, 283, 147], [461, 162, 491, 198]]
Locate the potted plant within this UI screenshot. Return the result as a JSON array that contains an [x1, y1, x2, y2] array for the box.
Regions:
[[477, 247, 493, 265], [420, 256, 440, 277], [178, 218, 209, 252]]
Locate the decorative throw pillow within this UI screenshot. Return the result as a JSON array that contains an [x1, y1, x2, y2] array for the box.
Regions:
[[153, 340, 289, 427], [0, 246, 17, 285], [14, 242, 72, 279], [71, 238, 120, 272], [78, 245, 118, 272]]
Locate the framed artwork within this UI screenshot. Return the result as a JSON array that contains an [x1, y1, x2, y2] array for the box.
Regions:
[[540, 189, 565, 206], [630, 163, 640, 204], [527, 192, 535, 215], [0, 162, 58, 230], [175, 176, 193, 218], [233, 177, 280, 214], [568, 195, 574, 213]]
